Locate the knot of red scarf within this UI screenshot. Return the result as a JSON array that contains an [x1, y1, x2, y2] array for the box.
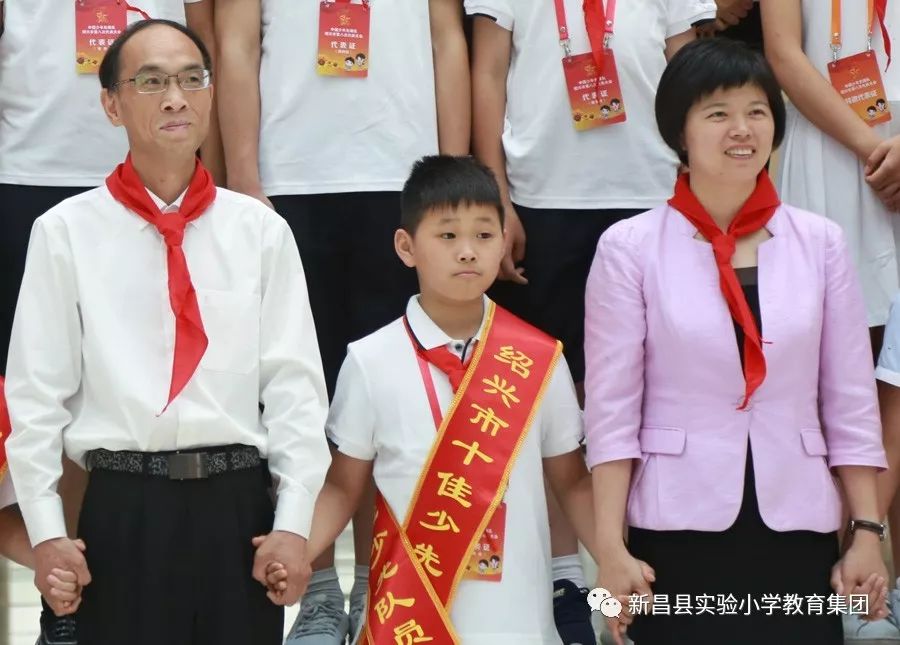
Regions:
[[667, 171, 780, 410], [157, 217, 187, 247], [106, 154, 217, 411], [420, 346, 470, 393]]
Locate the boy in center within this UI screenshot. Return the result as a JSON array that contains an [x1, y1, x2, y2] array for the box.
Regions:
[[293, 155, 600, 643]]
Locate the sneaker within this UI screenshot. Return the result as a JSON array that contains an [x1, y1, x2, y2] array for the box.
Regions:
[[843, 588, 900, 643], [348, 595, 365, 644], [285, 593, 350, 645], [35, 612, 77, 645], [553, 579, 598, 645]]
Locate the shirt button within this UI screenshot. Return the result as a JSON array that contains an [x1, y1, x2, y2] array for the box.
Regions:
[[454, 343, 464, 351]]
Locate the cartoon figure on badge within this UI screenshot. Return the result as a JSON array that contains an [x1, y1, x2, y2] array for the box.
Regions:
[[610, 98, 622, 112], [600, 105, 611, 119], [867, 105, 878, 119], [355, 52, 367, 68], [477, 559, 489, 574], [344, 57, 355, 71], [489, 554, 501, 572], [877, 98, 888, 112]]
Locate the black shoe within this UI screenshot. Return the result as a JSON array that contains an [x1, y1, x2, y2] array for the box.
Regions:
[[36, 607, 77, 645], [553, 579, 597, 645]]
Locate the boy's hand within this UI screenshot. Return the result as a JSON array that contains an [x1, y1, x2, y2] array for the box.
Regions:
[[251, 535, 290, 602], [251, 531, 311, 606], [47, 566, 83, 614]]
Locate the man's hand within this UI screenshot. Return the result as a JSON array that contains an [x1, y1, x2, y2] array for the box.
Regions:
[[499, 203, 527, 284], [251, 535, 289, 603], [252, 530, 311, 606], [33, 537, 91, 616]]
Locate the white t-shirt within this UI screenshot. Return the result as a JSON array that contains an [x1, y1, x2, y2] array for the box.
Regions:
[[259, 0, 439, 196], [327, 296, 583, 645], [0, 473, 16, 510], [464, 0, 715, 209], [0, 1, 199, 187]]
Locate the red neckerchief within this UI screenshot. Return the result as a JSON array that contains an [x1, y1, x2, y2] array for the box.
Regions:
[[106, 154, 216, 411], [668, 171, 780, 409]]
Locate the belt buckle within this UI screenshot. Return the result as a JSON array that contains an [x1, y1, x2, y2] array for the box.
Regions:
[[167, 452, 209, 480]]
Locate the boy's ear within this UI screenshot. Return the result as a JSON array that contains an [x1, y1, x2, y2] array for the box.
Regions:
[[394, 228, 416, 268]]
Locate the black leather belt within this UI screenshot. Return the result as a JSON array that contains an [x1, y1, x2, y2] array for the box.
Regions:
[[86, 444, 262, 480]]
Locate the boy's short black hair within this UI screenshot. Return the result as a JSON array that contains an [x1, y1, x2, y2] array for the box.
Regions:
[[655, 38, 786, 166], [490, 555, 500, 563], [401, 155, 504, 234], [877, 98, 887, 105], [99, 19, 212, 91]]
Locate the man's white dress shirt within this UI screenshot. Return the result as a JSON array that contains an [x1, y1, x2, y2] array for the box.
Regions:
[[5, 185, 331, 546]]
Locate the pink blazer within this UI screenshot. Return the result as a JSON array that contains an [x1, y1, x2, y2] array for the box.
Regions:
[[583, 203, 886, 533]]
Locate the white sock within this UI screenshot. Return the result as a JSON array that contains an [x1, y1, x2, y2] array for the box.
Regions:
[[349, 564, 369, 610], [552, 554, 587, 588]]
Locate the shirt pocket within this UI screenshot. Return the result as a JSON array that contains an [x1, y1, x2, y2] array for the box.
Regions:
[[197, 288, 260, 374]]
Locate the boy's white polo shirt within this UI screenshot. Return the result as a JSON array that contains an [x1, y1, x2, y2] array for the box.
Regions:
[[327, 295, 582, 645], [0, 0, 200, 187], [877, 293, 900, 386]]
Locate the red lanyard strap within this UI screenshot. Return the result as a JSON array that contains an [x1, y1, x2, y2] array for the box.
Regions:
[[403, 317, 444, 431], [120, 1, 151, 20], [553, 0, 616, 62], [831, 0, 891, 67]]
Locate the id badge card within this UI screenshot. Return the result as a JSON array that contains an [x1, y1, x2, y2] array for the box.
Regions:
[[463, 502, 506, 582], [562, 50, 626, 131], [317, 0, 370, 77], [828, 50, 892, 126], [75, 0, 127, 74]]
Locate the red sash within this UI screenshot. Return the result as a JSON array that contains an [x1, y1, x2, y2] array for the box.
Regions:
[[360, 303, 561, 644]]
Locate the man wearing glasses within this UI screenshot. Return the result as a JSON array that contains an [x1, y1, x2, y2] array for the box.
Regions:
[[0, 3, 203, 643], [4, 19, 330, 645]]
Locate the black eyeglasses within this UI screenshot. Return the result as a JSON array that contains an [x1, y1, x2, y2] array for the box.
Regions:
[[112, 68, 211, 94]]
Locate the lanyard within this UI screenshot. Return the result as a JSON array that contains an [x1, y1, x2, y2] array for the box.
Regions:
[[119, 1, 151, 20], [553, 0, 616, 60], [831, 0, 892, 67], [403, 317, 448, 431]]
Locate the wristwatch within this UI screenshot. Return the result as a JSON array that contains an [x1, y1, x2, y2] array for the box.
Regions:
[[848, 519, 887, 541]]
